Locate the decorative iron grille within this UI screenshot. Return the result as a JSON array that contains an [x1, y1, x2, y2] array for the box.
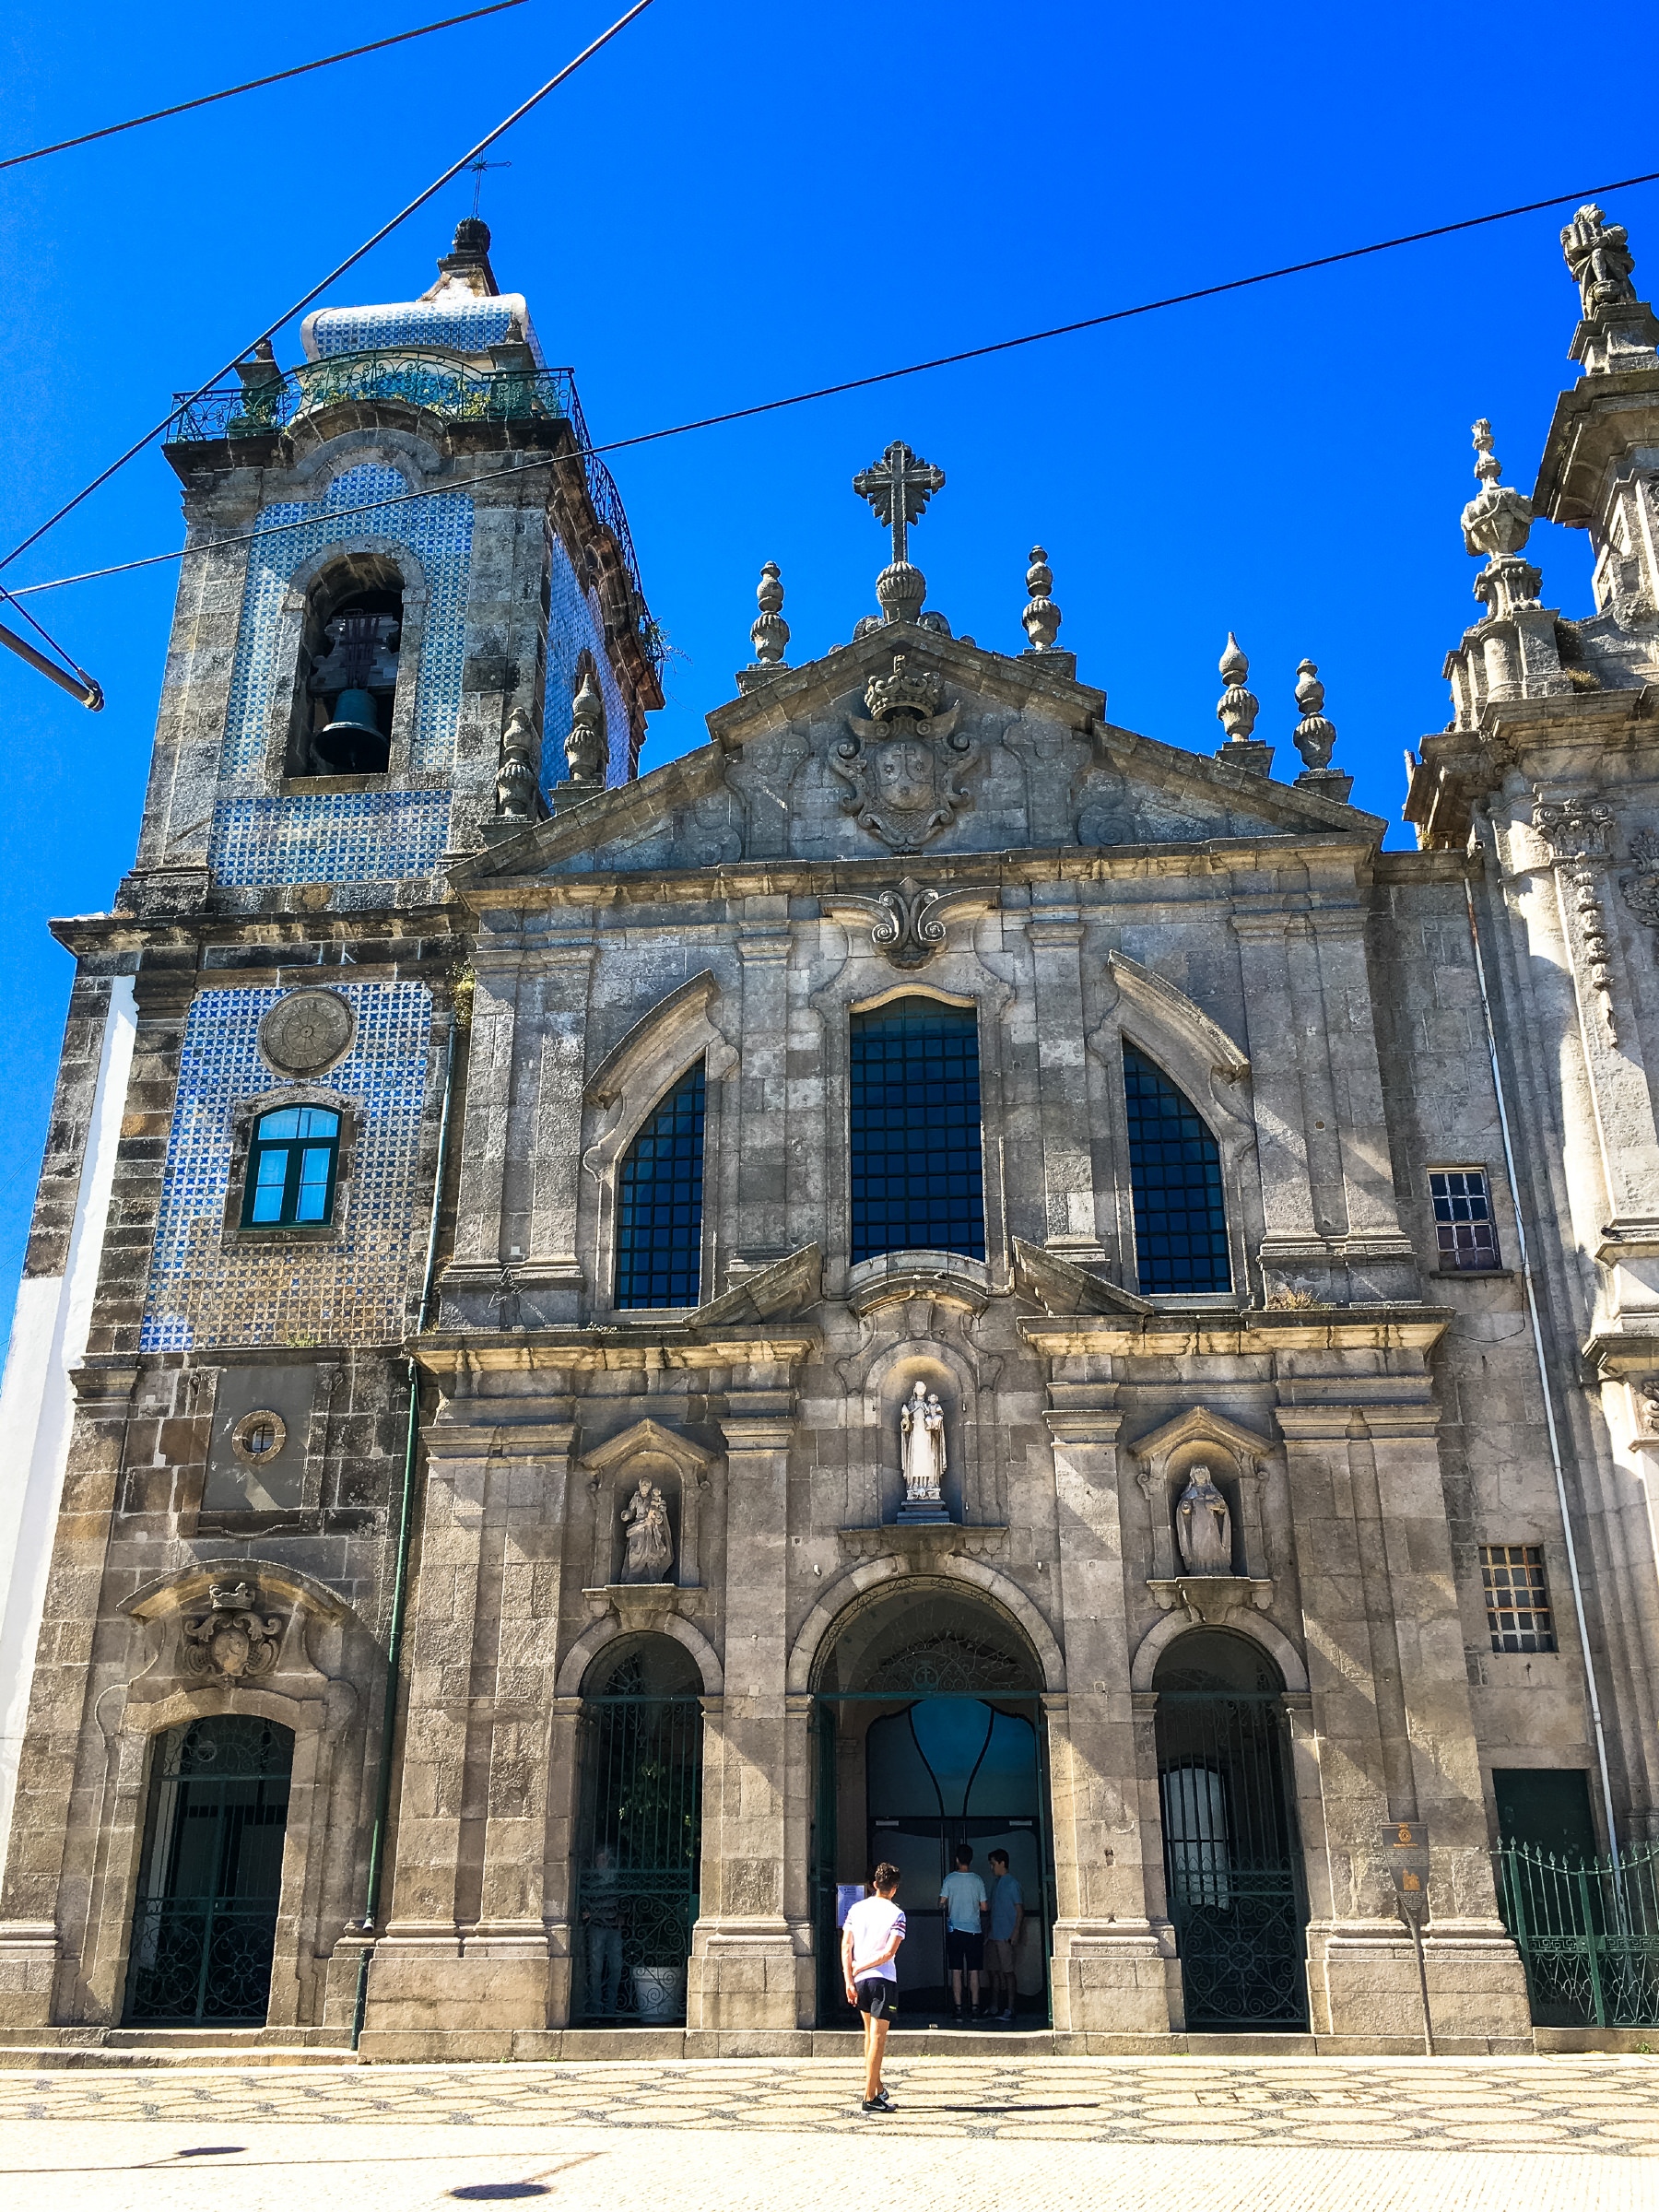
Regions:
[[1495, 1843, 1659, 2027], [1155, 1689, 1307, 2030], [124, 1714, 292, 2026], [573, 1654, 703, 2025]]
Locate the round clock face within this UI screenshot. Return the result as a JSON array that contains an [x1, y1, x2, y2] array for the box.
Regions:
[[259, 989, 354, 1077]]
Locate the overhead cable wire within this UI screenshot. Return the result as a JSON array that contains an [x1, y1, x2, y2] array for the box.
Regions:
[[10, 160, 1659, 606], [0, 0, 533, 172], [0, 0, 661, 579]]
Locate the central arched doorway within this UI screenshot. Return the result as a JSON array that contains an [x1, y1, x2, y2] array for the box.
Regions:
[[812, 1583, 1050, 2026], [1152, 1627, 1309, 2030]]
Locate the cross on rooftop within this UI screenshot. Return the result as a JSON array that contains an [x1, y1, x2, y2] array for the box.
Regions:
[[853, 441, 946, 567]]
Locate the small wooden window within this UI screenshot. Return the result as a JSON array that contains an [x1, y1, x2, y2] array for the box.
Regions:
[[1430, 1168, 1500, 1270], [241, 1107, 340, 1228], [1481, 1544, 1556, 1653]]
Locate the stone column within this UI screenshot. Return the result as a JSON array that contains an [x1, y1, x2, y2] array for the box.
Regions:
[[688, 1392, 812, 2041], [1278, 1403, 1531, 2046], [1027, 911, 1104, 1258], [1044, 1399, 1181, 2037]]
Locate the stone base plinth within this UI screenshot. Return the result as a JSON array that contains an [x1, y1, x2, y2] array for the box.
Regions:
[[1307, 1915, 1533, 2045], [1048, 1919, 1182, 2034], [686, 1915, 813, 2030], [0, 1922, 58, 2028], [357, 1925, 553, 2036]]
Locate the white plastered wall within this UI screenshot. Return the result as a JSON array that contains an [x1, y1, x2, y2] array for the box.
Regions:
[[0, 978, 135, 1861]]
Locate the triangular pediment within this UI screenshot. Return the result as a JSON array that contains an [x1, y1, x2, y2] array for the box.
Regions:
[[453, 623, 1382, 892]]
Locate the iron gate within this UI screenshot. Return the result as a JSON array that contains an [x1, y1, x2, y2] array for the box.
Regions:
[[124, 1713, 292, 2025], [1155, 1688, 1308, 2030], [573, 1651, 702, 2024], [1495, 1842, 1659, 2027]]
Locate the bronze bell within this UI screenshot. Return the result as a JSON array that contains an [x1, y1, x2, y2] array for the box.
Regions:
[[314, 687, 388, 773]]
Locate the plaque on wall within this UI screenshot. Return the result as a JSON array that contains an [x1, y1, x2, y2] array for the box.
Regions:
[[258, 989, 354, 1077]]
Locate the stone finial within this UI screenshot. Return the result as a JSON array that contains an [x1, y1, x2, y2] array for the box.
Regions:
[[1291, 662, 1336, 771], [1216, 634, 1259, 744], [564, 670, 605, 785], [1461, 419, 1535, 561], [1563, 205, 1640, 320], [750, 561, 790, 666], [497, 707, 536, 820], [1020, 547, 1063, 653]]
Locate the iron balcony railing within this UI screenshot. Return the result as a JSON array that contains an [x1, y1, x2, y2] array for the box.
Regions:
[[1494, 1841, 1659, 2029], [167, 349, 655, 657]]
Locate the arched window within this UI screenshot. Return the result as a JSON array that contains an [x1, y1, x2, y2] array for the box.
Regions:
[[850, 997, 983, 1265], [615, 1064, 705, 1309], [1123, 1045, 1230, 1294], [289, 557, 404, 777], [242, 1107, 340, 1228]]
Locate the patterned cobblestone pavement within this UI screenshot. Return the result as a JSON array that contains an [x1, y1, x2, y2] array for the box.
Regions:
[[1, 2054, 1655, 2147]]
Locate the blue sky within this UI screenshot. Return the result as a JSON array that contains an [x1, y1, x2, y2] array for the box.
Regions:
[[0, 0, 1637, 1336]]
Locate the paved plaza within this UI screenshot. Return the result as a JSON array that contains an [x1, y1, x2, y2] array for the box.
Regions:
[[0, 2057, 1655, 2212]]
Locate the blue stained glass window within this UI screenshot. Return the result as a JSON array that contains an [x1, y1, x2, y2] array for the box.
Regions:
[[241, 1107, 340, 1229], [850, 997, 984, 1265], [1123, 1046, 1230, 1294], [615, 1064, 705, 1309]]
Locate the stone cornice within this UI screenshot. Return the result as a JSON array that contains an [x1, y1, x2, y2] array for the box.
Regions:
[[1018, 1303, 1452, 1360], [412, 1328, 817, 1378]]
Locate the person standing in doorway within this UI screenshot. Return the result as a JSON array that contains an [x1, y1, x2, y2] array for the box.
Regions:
[[939, 1841, 988, 2021], [581, 1841, 624, 2018], [841, 1862, 906, 2113], [984, 1848, 1024, 2021]]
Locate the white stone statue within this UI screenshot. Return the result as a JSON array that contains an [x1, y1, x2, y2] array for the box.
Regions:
[[620, 1477, 674, 1583], [1176, 1465, 1232, 1575], [900, 1380, 947, 1505]]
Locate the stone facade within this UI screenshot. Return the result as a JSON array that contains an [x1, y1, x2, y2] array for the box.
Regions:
[[0, 209, 1656, 2057]]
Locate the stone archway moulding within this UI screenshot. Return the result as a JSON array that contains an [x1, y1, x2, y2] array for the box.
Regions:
[[785, 1552, 1065, 1695], [1129, 1606, 1309, 1694], [556, 1608, 724, 1699]]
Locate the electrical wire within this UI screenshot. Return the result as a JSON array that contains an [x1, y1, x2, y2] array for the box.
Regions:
[[9, 159, 1659, 606], [0, 0, 661, 578], [0, 0, 532, 172]]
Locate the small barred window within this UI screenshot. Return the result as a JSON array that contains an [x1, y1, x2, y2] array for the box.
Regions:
[[1430, 1167, 1500, 1271], [615, 1064, 706, 1310], [1481, 1544, 1556, 1653]]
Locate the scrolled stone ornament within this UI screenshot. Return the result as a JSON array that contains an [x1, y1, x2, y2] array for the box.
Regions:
[[182, 1582, 283, 1680]]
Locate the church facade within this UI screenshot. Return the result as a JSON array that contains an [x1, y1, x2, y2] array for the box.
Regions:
[[0, 204, 1656, 2058]]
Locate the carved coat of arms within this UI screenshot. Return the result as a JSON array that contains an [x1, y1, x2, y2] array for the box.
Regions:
[[830, 655, 978, 852], [182, 1581, 283, 1680]]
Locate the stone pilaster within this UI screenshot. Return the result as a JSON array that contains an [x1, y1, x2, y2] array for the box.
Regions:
[[1231, 914, 1322, 1274], [688, 1394, 812, 2036], [524, 940, 594, 1316], [1027, 910, 1104, 1258], [1043, 1398, 1179, 2035], [732, 912, 792, 1273], [1278, 1403, 1531, 2046], [449, 945, 522, 1269]]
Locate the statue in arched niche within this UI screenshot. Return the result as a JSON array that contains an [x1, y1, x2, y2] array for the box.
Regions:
[[1175, 1464, 1233, 1576], [899, 1380, 949, 1522], [620, 1477, 675, 1583]]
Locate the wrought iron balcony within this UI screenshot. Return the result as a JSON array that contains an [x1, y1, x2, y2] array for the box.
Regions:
[[167, 350, 657, 664]]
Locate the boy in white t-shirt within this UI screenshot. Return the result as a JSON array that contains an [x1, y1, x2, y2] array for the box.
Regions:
[[841, 1862, 906, 2112]]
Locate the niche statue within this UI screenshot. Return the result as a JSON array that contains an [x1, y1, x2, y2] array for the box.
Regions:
[[1176, 1465, 1233, 1575], [898, 1380, 949, 1522], [620, 1477, 674, 1583]]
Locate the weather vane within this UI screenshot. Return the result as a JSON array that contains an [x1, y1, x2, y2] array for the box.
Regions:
[[465, 159, 511, 218]]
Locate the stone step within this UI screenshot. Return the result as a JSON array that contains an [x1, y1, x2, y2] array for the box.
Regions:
[[0, 2043, 359, 2069]]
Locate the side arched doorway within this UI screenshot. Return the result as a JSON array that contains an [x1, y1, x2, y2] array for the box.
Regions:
[[573, 1634, 704, 2026], [1152, 1627, 1309, 2030], [812, 1583, 1051, 2026], [124, 1712, 293, 2026]]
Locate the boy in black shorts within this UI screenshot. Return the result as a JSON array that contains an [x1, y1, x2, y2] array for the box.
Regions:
[[841, 1862, 906, 2112]]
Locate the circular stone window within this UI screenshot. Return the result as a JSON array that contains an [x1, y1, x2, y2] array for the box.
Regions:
[[258, 989, 354, 1077], [231, 1409, 288, 1464]]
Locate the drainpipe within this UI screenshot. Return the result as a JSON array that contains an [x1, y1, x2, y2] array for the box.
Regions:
[[350, 994, 464, 2049], [1463, 859, 1619, 1863]]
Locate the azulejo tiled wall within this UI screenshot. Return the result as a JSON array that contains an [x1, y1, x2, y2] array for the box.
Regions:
[[306, 295, 545, 364], [139, 981, 432, 1353], [544, 530, 634, 795], [220, 464, 473, 777], [208, 790, 452, 888]]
